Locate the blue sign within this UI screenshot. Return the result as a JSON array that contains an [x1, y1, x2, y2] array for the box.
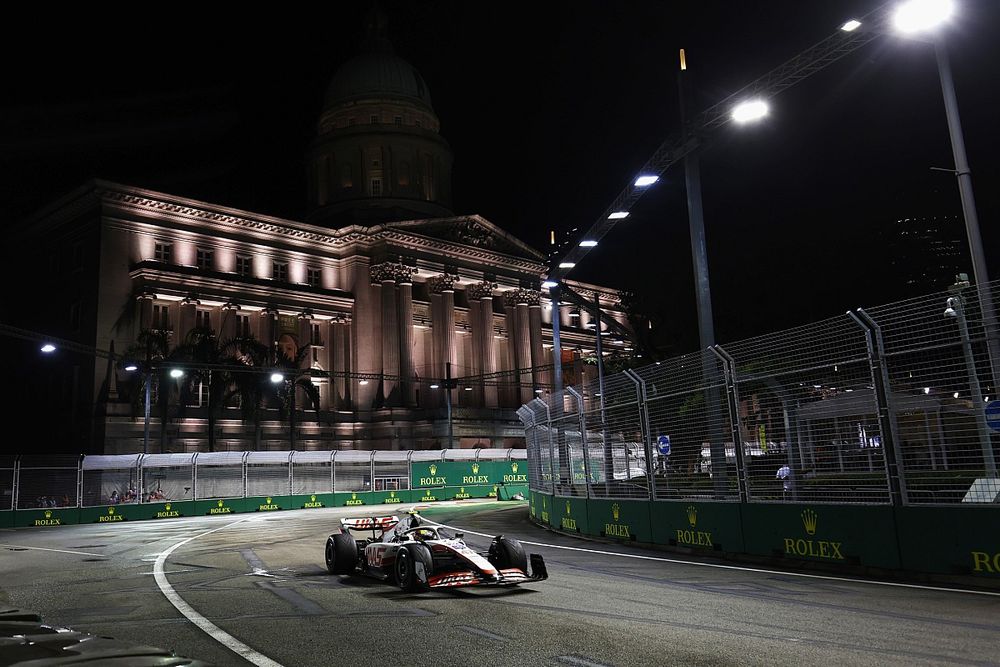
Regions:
[[986, 401, 1000, 433], [657, 435, 671, 456]]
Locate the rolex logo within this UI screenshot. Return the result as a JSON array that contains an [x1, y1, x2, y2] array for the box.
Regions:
[[165, 503, 171, 510], [390, 491, 396, 498], [565, 500, 571, 516], [108, 507, 115, 515], [44, 510, 52, 519], [801, 508, 818, 536], [429, 464, 437, 475], [687, 505, 697, 528], [266, 497, 272, 504], [511, 462, 518, 473], [310, 495, 316, 502], [460, 487, 465, 493], [472, 462, 480, 474], [218, 500, 224, 507], [352, 493, 357, 499], [612, 503, 620, 521]]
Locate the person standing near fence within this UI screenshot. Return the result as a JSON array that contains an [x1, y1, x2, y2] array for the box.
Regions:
[[776, 464, 793, 499]]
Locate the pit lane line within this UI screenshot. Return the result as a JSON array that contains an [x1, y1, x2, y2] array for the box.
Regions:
[[417, 512, 1000, 599], [153, 516, 286, 667]]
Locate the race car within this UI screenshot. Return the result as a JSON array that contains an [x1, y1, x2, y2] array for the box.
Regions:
[[324, 512, 547, 592]]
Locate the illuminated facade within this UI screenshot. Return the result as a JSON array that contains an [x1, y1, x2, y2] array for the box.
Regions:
[[15, 13, 629, 453]]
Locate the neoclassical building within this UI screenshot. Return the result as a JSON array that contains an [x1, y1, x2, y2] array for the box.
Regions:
[[12, 11, 631, 453]]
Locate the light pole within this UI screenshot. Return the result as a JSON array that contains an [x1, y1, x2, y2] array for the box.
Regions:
[[891, 0, 1000, 394]]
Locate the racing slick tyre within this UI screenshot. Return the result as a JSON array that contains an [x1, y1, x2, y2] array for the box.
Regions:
[[326, 532, 358, 575], [395, 543, 433, 592], [488, 535, 528, 572]]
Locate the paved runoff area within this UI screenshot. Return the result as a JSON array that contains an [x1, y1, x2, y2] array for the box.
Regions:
[[1, 500, 998, 666]]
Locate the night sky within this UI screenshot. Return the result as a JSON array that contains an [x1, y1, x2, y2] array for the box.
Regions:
[[3, 1, 999, 353]]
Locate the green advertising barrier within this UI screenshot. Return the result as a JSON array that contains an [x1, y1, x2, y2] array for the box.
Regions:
[[194, 497, 248, 516], [554, 495, 589, 534], [246, 495, 292, 513], [529, 491, 555, 526], [333, 490, 412, 508], [894, 506, 1000, 578], [411, 460, 504, 489], [741, 503, 900, 570], [80, 501, 197, 523], [650, 501, 745, 553], [0, 510, 11, 528], [13, 507, 80, 527], [290, 493, 336, 509], [587, 498, 652, 543]]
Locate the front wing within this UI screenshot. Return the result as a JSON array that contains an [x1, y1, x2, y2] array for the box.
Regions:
[[426, 553, 548, 589]]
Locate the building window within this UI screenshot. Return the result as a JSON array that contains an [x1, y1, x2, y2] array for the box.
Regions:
[[196, 309, 211, 330], [312, 323, 322, 346], [153, 304, 171, 330], [154, 242, 172, 263], [370, 114, 379, 124], [394, 116, 403, 126], [237, 314, 251, 337], [370, 178, 382, 197], [273, 261, 288, 282], [236, 255, 251, 277], [196, 248, 214, 270], [341, 163, 353, 188], [307, 267, 321, 287]]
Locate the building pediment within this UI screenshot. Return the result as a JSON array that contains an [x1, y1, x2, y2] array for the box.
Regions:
[[379, 215, 546, 262]]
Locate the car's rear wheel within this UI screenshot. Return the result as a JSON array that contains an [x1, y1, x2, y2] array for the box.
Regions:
[[395, 543, 432, 592], [326, 532, 358, 575], [488, 535, 527, 572]]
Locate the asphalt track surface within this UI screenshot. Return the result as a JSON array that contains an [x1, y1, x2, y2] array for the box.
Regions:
[[1, 501, 998, 667]]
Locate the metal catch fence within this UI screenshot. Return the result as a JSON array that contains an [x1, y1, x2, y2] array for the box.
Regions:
[[522, 280, 1000, 506], [5, 448, 526, 509]]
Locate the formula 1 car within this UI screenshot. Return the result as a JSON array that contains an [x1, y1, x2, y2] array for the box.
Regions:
[[324, 512, 547, 592]]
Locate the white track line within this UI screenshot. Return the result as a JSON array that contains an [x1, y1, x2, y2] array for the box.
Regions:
[[0, 543, 105, 557], [154, 517, 286, 667], [421, 517, 1000, 598]]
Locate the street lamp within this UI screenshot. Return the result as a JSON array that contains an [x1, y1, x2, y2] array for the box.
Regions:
[[889, 0, 1000, 397]]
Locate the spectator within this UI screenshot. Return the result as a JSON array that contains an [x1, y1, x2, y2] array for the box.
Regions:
[[776, 464, 793, 498], [110, 490, 121, 504]]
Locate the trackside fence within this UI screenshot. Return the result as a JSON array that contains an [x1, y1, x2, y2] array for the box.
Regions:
[[522, 280, 1000, 580], [0, 448, 527, 529]]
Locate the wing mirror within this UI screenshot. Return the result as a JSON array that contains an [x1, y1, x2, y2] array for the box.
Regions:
[[455, 532, 465, 539]]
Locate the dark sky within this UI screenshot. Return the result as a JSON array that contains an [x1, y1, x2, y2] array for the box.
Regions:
[[3, 1, 998, 353]]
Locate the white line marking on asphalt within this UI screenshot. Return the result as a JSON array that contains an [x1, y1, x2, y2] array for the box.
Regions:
[[421, 518, 1000, 598], [154, 517, 286, 667], [0, 544, 105, 557]]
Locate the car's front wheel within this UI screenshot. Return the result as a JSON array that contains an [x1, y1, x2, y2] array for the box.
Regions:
[[395, 543, 432, 592], [326, 532, 358, 575], [488, 535, 528, 572]]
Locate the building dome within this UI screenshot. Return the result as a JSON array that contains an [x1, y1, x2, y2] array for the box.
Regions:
[[325, 52, 433, 111]]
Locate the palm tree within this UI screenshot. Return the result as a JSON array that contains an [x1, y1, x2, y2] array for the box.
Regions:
[[122, 329, 179, 453], [172, 327, 243, 453], [272, 341, 321, 450]]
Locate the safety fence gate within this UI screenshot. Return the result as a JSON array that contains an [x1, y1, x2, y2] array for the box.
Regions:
[[522, 280, 1000, 579]]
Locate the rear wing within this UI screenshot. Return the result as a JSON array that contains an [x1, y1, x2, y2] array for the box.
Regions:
[[340, 516, 400, 536]]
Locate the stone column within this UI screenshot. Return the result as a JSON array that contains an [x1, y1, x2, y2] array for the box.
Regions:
[[507, 289, 537, 405], [529, 299, 544, 395], [466, 281, 493, 405], [178, 295, 199, 343], [221, 303, 239, 341], [297, 310, 313, 410], [398, 278, 415, 407], [469, 282, 498, 408], [137, 292, 154, 332], [259, 306, 278, 354], [332, 315, 346, 410], [503, 297, 519, 407], [370, 262, 412, 407], [427, 274, 456, 409]]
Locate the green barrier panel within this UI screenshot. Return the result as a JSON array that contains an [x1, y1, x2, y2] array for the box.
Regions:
[[194, 498, 247, 516], [447, 485, 494, 500], [0, 510, 11, 528], [895, 506, 1000, 577], [290, 493, 336, 509], [412, 488, 446, 503], [496, 484, 528, 500], [650, 501, 744, 553], [741, 503, 900, 570], [494, 460, 529, 487], [529, 491, 554, 526], [145, 501, 195, 520], [81, 502, 199, 523], [14, 507, 80, 527], [411, 460, 501, 489], [554, 496, 589, 534], [335, 491, 372, 507], [246, 495, 292, 513], [587, 498, 652, 543]]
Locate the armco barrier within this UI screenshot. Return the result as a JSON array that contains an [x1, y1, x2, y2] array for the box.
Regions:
[[894, 506, 1000, 577], [14, 507, 80, 528], [554, 496, 590, 534], [651, 501, 745, 554]]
